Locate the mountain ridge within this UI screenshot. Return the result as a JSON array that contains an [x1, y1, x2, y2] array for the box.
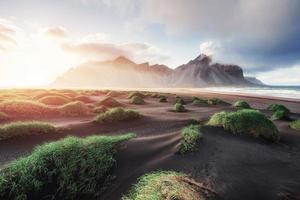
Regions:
[[51, 54, 259, 88]]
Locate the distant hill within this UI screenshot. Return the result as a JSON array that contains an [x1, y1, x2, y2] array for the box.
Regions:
[[51, 54, 259, 88]]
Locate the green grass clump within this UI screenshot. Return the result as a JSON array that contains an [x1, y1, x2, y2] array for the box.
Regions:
[[192, 99, 209, 106], [38, 95, 70, 106], [175, 96, 185, 105], [95, 108, 142, 123], [233, 100, 251, 109], [173, 103, 186, 112], [207, 98, 229, 105], [131, 96, 145, 105], [0, 100, 56, 116], [290, 119, 300, 131], [58, 101, 90, 116], [0, 133, 136, 199], [128, 92, 144, 99], [159, 96, 167, 102], [179, 125, 202, 154], [267, 104, 290, 114], [122, 171, 209, 200], [0, 112, 9, 121], [207, 109, 279, 142], [97, 97, 123, 108], [271, 110, 290, 120], [0, 121, 56, 140]]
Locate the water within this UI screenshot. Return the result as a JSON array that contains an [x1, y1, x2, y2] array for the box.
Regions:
[[203, 86, 300, 100]]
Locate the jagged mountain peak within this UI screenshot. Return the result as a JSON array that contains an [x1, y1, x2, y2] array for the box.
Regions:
[[113, 56, 135, 65]]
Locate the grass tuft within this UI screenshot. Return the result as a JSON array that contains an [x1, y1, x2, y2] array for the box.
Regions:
[[175, 96, 186, 105], [38, 95, 70, 106], [179, 125, 202, 154], [173, 103, 187, 112], [0, 133, 136, 199], [95, 108, 142, 123], [267, 104, 290, 114], [207, 109, 279, 142], [128, 92, 144, 99], [233, 100, 251, 109], [131, 96, 145, 105], [0, 121, 56, 140], [97, 97, 123, 108], [290, 119, 300, 131], [271, 110, 290, 121], [122, 171, 211, 200], [192, 99, 209, 106], [159, 95, 167, 102], [207, 98, 229, 105], [0, 100, 56, 117], [58, 101, 90, 116]]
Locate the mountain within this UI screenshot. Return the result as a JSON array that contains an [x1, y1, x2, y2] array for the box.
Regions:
[[245, 76, 265, 85], [171, 54, 251, 86], [51, 54, 259, 88]]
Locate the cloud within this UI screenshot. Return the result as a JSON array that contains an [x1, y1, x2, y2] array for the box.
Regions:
[[61, 40, 169, 64], [141, 0, 300, 72], [41, 26, 69, 40], [0, 20, 18, 47]]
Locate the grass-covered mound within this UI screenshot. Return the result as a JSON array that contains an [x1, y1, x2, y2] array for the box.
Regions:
[[32, 92, 69, 101], [233, 100, 251, 109], [179, 125, 202, 154], [0, 100, 56, 117], [192, 98, 209, 106], [271, 110, 290, 121], [207, 109, 279, 142], [106, 90, 122, 97], [38, 95, 71, 106], [267, 104, 290, 114], [175, 96, 186, 105], [97, 97, 123, 108], [0, 133, 136, 199], [0, 121, 56, 140], [128, 91, 145, 99], [122, 171, 212, 200], [131, 96, 145, 105], [95, 108, 142, 123], [172, 103, 187, 112], [0, 112, 9, 121], [290, 119, 300, 131], [93, 105, 107, 114], [207, 98, 229, 105], [159, 95, 167, 102], [58, 101, 90, 117], [74, 95, 94, 103]]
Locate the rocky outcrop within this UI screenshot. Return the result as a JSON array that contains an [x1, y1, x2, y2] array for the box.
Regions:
[[51, 54, 259, 88]]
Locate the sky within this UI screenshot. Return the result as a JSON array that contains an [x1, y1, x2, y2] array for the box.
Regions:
[[0, 0, 300, 87]]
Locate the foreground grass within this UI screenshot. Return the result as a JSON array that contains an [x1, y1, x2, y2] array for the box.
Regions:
[[207, 109, 279, 142], [268, 104, 291, 121], [0, 133, 136, 199], [95, 108, 142, 123], [0, 121, 56, 140], [290, 119, 300, 131], [122, 171, 211, 200], [179, 125, 202, 154], [233, 100, 251, 109]]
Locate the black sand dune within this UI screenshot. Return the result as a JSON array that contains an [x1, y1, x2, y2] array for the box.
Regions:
[[0, 91, 300, 200]]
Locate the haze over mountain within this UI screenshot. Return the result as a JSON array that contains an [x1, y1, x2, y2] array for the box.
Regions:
[[51, 54, 259, 88]]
